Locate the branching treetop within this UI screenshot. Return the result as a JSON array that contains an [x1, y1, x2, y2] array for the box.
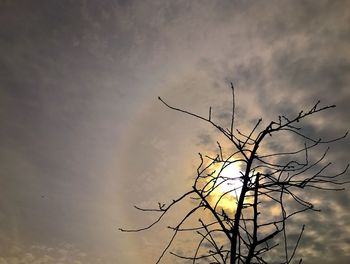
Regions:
[[121, 84, 348, 264]]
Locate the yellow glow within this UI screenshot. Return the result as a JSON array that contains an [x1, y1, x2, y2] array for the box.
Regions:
[[218, 162, 243, 196], [207, 161, 243, 213]]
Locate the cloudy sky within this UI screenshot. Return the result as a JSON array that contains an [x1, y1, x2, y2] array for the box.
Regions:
[[0, 0, 349, 263]]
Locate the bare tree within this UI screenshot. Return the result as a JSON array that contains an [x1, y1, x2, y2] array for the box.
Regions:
[[120, 84, 348, 264]]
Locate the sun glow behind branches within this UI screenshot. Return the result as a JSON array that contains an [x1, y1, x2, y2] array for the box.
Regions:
[[208, 160, 244, 213]]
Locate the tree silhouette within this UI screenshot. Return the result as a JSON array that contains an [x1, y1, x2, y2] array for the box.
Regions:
[[120, 84, 348, 264]]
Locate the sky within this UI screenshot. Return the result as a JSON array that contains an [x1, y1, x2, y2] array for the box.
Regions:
[[0, 0, 349, 263]]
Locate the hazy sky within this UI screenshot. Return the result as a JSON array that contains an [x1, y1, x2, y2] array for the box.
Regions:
[[1, 1, 349, 263]]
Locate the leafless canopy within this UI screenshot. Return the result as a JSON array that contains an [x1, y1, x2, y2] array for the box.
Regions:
[[120, 84, 348, 264]]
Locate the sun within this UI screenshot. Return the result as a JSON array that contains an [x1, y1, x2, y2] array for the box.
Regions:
[[208, 160, 244, 212], [218, 161, 243, 197]]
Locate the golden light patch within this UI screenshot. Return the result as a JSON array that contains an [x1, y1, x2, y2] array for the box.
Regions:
[[205, 161, 244, 214], [270, 204, 281, 217]]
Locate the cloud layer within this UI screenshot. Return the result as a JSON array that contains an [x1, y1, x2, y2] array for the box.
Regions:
[[0, 0, 349, 263]]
